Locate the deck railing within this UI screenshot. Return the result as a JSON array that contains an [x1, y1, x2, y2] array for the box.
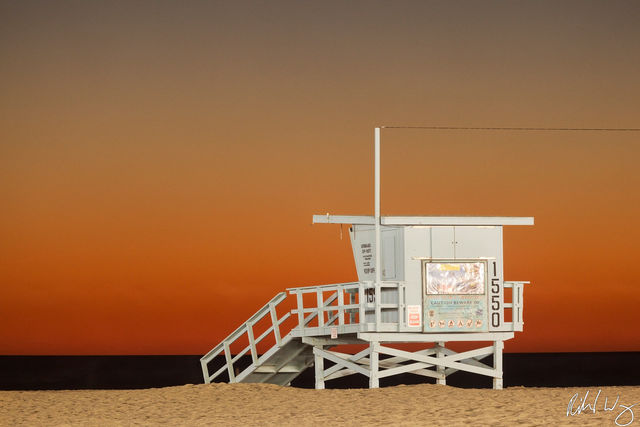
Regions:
[[287, 281, 405, 337], [289, 280, 529, 336], [504, 281, 528, 331]]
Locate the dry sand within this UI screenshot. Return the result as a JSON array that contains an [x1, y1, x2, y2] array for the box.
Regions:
[[1, 383, 638, 426]]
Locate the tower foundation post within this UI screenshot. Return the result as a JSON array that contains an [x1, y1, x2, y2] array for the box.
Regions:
[[436, 341, 446, 385], [493, 340, 503, 390], [369, 341, 379, 389], [314, 346, 325, 390]]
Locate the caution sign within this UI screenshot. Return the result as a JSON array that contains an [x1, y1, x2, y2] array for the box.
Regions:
[[407, 305, 421, 327], [425, 295, 487, 332]]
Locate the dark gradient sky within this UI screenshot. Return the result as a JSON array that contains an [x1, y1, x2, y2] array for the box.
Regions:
[[1, 1, 639, 354]]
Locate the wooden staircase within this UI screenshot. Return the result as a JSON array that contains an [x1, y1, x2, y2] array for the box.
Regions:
[[200, 292, 313, 386]]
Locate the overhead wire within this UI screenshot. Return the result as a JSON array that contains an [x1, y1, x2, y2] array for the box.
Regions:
[[381, 126, 640, 131]]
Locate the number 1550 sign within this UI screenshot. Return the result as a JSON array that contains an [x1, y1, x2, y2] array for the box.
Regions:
[[490, 261, 501, 328]]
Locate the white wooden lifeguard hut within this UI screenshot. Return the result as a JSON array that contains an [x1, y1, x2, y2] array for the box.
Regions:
[[201, 128, 533, 389]]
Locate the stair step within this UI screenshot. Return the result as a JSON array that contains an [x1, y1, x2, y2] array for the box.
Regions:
[[241, 371, 305, 386], [232, 336, 314, 385], [254, 363, 306, 374]]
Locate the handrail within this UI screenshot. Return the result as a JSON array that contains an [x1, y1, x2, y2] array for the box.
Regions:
[[286, 282, 360, 292], [200, 291, 289, 383], [504, 281, 528, 331], [289, 281, 403, 336], [201, 292, 285, 361]]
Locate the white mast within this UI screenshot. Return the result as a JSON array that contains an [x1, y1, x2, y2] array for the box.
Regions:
[[374, 127, 381, 285]]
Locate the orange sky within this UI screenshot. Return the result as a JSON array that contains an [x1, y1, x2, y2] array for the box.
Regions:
[[1, 1, 639, 355]]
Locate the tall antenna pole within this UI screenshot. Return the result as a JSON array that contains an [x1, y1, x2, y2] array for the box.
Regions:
[[374, 127, 381, 285]]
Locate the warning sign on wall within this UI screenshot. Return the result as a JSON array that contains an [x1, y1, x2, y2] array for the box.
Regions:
[[407, 305, 421, 327], [424, 295, 487, 332]]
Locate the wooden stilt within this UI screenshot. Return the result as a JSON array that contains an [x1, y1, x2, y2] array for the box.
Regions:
[[493, 340, 503, 390], [369, 342, 379, 389], [436, 341, 446, 385], [314, 346, 325, 390]]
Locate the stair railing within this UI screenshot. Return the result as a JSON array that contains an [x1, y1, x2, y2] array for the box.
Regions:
[[200, 291, 291, 384]]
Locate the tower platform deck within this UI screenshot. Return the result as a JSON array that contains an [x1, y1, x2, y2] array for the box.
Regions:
[[201, 280, 527, 389]]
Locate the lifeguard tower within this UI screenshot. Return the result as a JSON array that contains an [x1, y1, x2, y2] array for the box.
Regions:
[[201, 128, 533, 389]]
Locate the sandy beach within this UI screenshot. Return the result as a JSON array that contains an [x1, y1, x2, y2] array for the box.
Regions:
[[1, 383, 638, 426]]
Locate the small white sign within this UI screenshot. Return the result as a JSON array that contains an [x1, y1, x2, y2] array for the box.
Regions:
[[330, 327, 338, 339], [407, 305, 421, 327]]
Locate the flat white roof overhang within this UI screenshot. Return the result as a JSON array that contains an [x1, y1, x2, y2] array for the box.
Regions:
[[313, 214, 534, 226]]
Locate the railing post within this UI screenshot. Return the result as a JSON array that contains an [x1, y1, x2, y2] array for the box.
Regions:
[[269, 303, 282, 346], [359, 282, 365, 328], [316, 289, 324, 327], [374, 282, 381, 330], [201, 359, 211, 384], [349, 291, 356, 324], [514, 283, 519, 326], [246, 321, 258, 364], [223, 341, 235, 382], [296, 291, 304, 331], [337, 287, 344, 326], [397, 282, 403, 331], [517, 283, 524, 330]]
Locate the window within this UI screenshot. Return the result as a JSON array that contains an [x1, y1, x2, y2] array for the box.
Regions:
[[425, 262, 485, 295]]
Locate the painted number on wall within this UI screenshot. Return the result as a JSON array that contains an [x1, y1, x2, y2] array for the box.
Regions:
[[365, 288, 375, 303], [490, 261, 501, 328]]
